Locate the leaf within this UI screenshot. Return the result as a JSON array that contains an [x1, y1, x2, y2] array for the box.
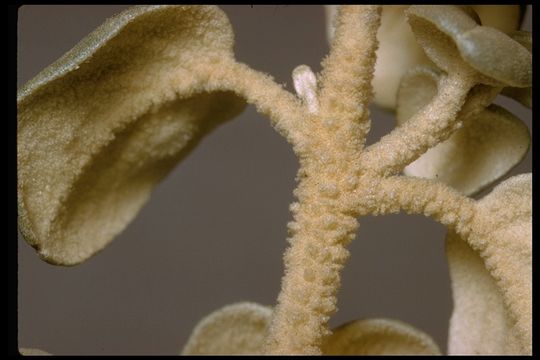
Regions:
[[181, 302, 272, 355], [397, 67, 530, 195], [325, 5, 432, 109], [406, 5, 531, 87], [447, 174, 532, 354], [456, 27, 531, 87], [17, 5, 246, 265], [19, 348, 51, 356], [326, 5, 524, 109], [321, 318, 441, 355], [501, 31, 532, 108]]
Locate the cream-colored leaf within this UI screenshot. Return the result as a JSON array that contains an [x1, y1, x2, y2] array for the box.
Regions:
[[322, 318, 441, 355], [181, 302, 272, 355], [397, 68, 530, 196], [501, 31, 532, 108], [446, 232, 521, 354], [325, 5, 432, 109], [456, 27, 531, 87], [404, 105, 530, 196], [325, 5, 338, 43], [404, 6, 479, 78], [448, 174, 532, 354], [395, 66, 441, 124], [326, 5, 523, 109], [508, 30, 532, 52], [406, 5, 531, 87], [17, 6, 246, 265], [19, 348, 51, 356], [370, 6, 432, 109]]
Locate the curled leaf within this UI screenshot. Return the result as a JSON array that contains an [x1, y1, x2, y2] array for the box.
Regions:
[[368, 5, 432, 109], [501, 31, 532, 108], [325, 5, 338, 43], [19, 348, 51, 356], [507, 30, 532, 52], [447, 174, 532, 354], [17, 6, 246, 265], [397, 66, 530, 195], [406, 5, 531, 87], [404, 6, 478, 76], [326, 5, 524, 109], [181, 302, 272, 355], [182, 303, 441, 355], [456, 27, 531, 87], [321, 318, 441, 355], [446, 233, 522, 354], [395, 66, 441, 122], [325, 5, 432, 109]]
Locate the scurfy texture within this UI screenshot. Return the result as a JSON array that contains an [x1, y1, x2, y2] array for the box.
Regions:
[[17, 5, 531, 355]]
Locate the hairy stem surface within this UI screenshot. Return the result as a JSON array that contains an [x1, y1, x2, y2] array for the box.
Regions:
[[358, 175, 477, 237], [359, 72, 476, 176], [263, 6, 382, 354], [264, 163, 360, 355]]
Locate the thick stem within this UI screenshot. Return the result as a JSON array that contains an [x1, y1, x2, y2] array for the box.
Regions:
[[319, 5, 381, 146], [359, 72, 477, 176], [264, 165, 360, 354], [262, 7, 383, 353]]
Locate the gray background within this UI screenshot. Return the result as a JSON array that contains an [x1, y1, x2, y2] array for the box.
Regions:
[[17, 5, 532, 355]]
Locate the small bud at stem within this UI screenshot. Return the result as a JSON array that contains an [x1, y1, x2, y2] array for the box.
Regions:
[[293, 65, 319, 113]]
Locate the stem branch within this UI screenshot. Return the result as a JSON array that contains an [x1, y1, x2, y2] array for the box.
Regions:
[[319, 5, 381, 146], [358, 175, 476, 237], [359, 72, 477, 176], [202, 60, 307, 147], [264, 171, 359, 354]]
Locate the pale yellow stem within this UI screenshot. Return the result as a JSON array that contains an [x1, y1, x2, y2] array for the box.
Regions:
[[264, 167, 360, 355], [359, 72, 477, 176], [357, 175, 476, 237], [198, 60, 307, 148], [261, 7, 384, 354], [319, 5, 382, 146]]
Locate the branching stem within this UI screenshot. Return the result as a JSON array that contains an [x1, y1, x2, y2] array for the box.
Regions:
[[359, 71, 477, 176], [358, 175, 477, 238], [202, 60, 307, 147], [264, 6, 382, 354]]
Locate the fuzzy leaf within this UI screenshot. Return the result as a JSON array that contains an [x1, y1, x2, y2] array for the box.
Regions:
[[19, 348, 51, 356], [397, 67, 530, 195], [447, 174, 532, 354], [322, 318, 441, 355], [17, 6, 246, 265], [182, 302, 272, 355], [501, 31, 532, 108], [406, 5, 531, 87]]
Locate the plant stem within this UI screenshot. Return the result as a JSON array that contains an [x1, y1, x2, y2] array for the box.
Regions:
[[359, 72, 477, 177], [319, 5, 381, 145], [264, 162, 360, 354], [357, 175, 476, 237], [199, 60, 307, 147], [263, 6, 382, 354]]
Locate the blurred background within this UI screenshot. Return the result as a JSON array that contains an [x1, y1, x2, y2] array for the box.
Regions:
[[17, 5, 532, 355]]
